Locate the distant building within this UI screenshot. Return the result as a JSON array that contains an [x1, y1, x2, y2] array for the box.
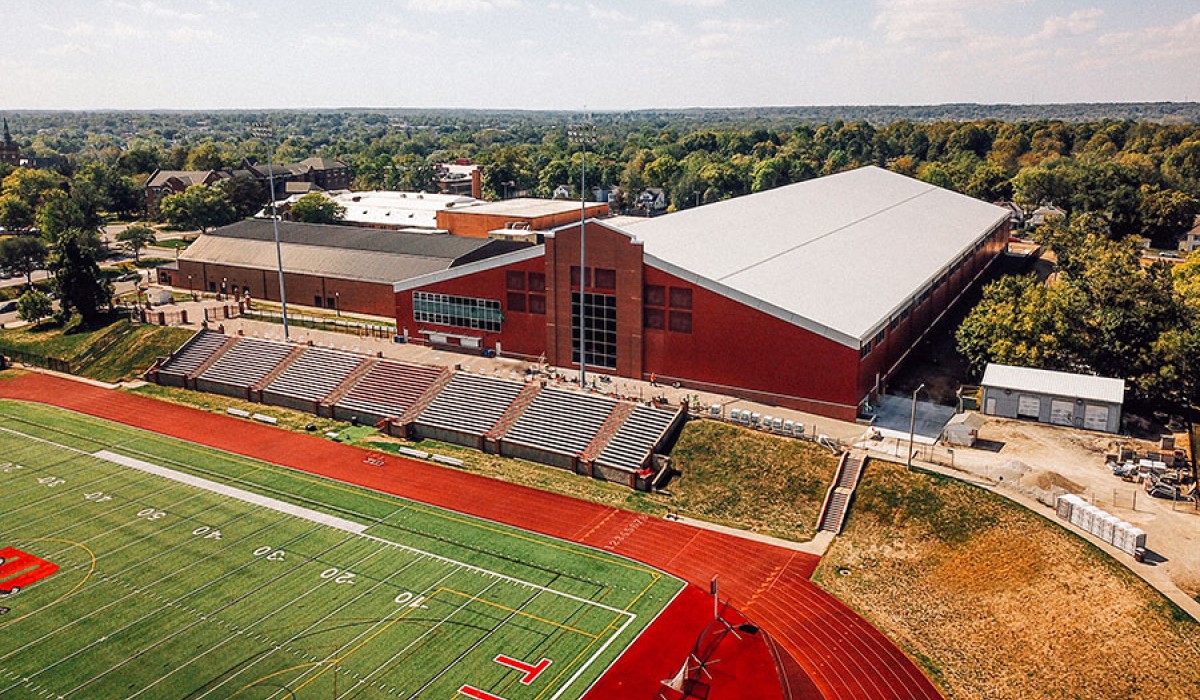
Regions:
[[435, 159, 483, 199], [1181, 216, 1200, 253], [144, 169, 230, 212], [636, 188, 668, 216], [1028, 204, 1067, 227], [170, 219, 531, 317], [144, 157, 352, 212], [266, 190, 484, 232], [980, 363, 1124, 433], [0, 118, 21, 167], [435, 197, 610, 240]]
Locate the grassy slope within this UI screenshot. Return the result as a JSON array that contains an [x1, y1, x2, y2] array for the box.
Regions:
[[815, 459, 1200, 700], [667, 421, 840, 540], [0, 315, 193, 382]]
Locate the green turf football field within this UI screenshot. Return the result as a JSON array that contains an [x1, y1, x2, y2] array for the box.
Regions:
[[0, 400, 683, 700]]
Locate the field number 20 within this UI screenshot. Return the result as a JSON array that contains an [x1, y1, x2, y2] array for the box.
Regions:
[[320, 568, 356, 585]]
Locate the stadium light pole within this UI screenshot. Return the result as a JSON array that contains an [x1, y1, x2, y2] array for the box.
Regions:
[[568, 122, 595, 389], [907, 383, 925, 471], [251, 122, 290, 341]]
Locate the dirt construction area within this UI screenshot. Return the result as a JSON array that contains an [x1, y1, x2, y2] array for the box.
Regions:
[[866, 415, 1200, 611]]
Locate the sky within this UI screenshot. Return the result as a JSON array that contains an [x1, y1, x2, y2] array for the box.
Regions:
[[3, 0, 1200, 110]]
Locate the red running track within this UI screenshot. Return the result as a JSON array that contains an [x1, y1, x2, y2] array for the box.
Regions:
[[0, 373, 941, 700]]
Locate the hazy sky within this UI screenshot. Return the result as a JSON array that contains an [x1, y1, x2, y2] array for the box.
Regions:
[[3, 0, 1200, 110]]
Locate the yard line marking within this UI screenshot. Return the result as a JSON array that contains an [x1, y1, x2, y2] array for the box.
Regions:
[[546, 614, 635, 700], [127, 542, 398, 700], [92, 451, 368, 534]]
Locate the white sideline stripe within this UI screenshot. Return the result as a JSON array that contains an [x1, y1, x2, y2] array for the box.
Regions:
[[92, 450, 368, 535]]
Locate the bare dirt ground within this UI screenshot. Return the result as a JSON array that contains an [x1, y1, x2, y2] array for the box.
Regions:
[[816, 460, 1200, 700]]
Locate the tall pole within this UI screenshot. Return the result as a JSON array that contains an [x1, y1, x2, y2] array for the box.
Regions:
[[907, 383, 925, 470], [568, 122, 595, 389], [253, 122, 290, 341]]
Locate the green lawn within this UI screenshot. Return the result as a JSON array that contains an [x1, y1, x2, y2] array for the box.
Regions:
[[0, 400, 680, 700], [0, 315, 193, 382]]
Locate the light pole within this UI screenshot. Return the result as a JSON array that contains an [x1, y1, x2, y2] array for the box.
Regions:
[[187, 274, 193, 298], [568, 121, 596, 389], [252, 122, 291, 341], [334, 291, 340, 317], [907, 383, 925, 470]]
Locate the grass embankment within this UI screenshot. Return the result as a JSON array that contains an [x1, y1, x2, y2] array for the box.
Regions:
[[815, 459, 1200, 700], [668, 421, 839, 540], [0, 315, 194, 382]]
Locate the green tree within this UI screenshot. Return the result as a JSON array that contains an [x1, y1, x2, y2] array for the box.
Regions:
[[956, 274, 1079, 374], [0, 194, 34, 231], [215, 174, 267, 218], [116, 224, 157, 261], [1138, 186, 1198, 245], [16, 288, 53, 325], [48, 228, 112, 327], [1011, 165, 1066, 212], [289, 193, 345, 224], [35, 189, 99, 239], [1, 168, 64, 210], [184, 142, 227, 171], [0, 235, 49, 286], [158, 184, 236, 233]]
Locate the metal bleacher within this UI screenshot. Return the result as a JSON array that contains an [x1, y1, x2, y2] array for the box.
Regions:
[[156, 330, 227, 384], [413, 373, 526, 443], [333, 360, 444, 425], [195, 338, 295, 398], [503, 386, 617, 459], [262, 347, 364, 412], [595, 404, 681, 474]]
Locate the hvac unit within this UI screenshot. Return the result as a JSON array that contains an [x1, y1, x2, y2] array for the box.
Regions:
[[772, 417, 784, 431], [1100, 514, 1119, 544], [1111, 521, 1128, 552], [783, 420, 795, 434]]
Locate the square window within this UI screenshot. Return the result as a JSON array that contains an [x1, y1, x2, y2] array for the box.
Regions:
[[507, 292, 526, 312], [669, 311, 692, 333], [506, 270, 525, 290], [644, 308, 665, 329], [528, 272, 546, 292], [594, 268, 616, 290], [645, 284, 666, 307], [669, 287, 693, 309], [529, 294, 546, 314], [570, 267, 592, 288]]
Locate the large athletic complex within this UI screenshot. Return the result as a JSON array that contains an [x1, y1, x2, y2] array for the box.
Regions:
[[0, 372, 941, 699]]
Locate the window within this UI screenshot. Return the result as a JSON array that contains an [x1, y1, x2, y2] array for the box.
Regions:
[[872, 329, 886, 347], [572, 292, 617, 369], [506, 271, 525, 290], [668, 311, 692, 333], [644, 308, 665, 330], [528, 272, 546, 292], [314, 295, 323, 308], [889, 315, 900, 331], [529, 294, 546, 315], [413, 291, 502, 332], [860, 341, 873, 358], [209, 282, 217, 292], [569, 266, 592, 288], [506, 291, 526, 312], [644, 284, 666, 306], [327, 297, 336, 310], [594, 268, 616, 290], [669, 287, 693, 309]]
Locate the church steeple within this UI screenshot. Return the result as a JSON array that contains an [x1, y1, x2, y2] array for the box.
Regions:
[[2, 118, 11, 145]]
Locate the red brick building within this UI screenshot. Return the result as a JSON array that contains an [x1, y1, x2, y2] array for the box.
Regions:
[[394, 167, 1010, 420], [436, 198, 609, 239]]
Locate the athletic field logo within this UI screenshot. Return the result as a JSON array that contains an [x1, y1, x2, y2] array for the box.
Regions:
[[0, 547, 60, 598]]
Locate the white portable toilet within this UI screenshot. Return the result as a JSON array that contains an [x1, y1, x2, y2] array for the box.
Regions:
[[762, 415, 774, 430], [793, 423, 805, 437], [783, 420, 795, 434], [1078, 504, 1097, 533], [751, 412, 762, 427], [1055, 494, 1077, 521], [729, 408, 741, 423], [1111, 521, 1128, 552], [1100, 514, 1119, 543], [710, 404, 722, 418], [772, 417, 784, 431], [1127, 527, 1146, 554]]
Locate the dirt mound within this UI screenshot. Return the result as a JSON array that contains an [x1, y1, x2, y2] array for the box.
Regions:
[[1020, 469, 1085, 494]]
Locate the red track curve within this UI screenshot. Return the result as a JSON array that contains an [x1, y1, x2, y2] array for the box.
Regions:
[[0, 373, 941, 700]]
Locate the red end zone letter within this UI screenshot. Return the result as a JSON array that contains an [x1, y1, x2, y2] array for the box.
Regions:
[[0, 547, 59, 596], [494, 655, 552, 685]]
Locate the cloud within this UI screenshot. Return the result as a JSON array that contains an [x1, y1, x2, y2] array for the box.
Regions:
[[138, 0, 202, 21], [629, 20, 683, 39], [660, 0, 725, 6], [587, 3, 633, 22], [1098, 12, 1200, 62], [168, 27, 219, 43], [1037, 8, 1104, 40], [812, 36, 868, 56], [405, 0, 518, 12]]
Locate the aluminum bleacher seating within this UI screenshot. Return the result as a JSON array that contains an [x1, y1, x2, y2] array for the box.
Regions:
[[595, 404, 681, 474], [503, 387, 617, 459], [333, 361, 444, 424], [157, 330, 226, 382], [414, 373, 525, 439], [195, 338, 294, 398], [262, 347, 364, 412]]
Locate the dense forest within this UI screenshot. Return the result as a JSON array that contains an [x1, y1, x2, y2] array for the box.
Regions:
[[2, 106, 1199, 407]]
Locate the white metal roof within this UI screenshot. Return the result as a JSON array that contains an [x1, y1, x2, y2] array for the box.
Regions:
[[618, 166, 1008, 344], [982, 363, 1126, 405]]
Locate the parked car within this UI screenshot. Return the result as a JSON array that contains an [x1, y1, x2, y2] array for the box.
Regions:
[[0, 300, 18, 314]]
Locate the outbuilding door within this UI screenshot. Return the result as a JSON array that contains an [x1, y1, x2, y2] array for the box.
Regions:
[[1083, 405, 1110, 431], [1017, 395, 1040, 419], [1050, 400, 1075, 426]]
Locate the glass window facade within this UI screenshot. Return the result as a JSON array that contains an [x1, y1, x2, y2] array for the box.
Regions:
[[413, 291, 502, 332], [572, 291, 617, 369]]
